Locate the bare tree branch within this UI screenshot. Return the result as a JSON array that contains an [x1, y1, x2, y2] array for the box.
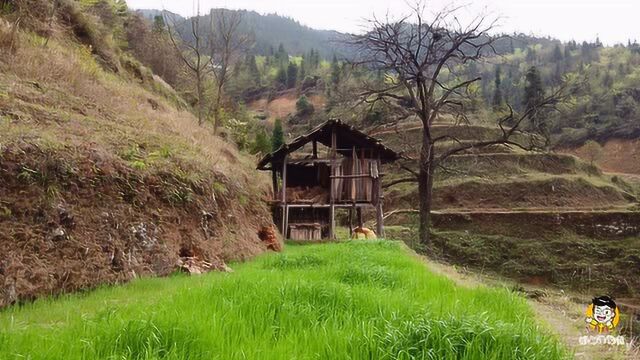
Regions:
[[343, 0, 573, 245]]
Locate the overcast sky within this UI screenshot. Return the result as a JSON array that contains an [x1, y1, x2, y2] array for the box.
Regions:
[[125, 0, 638, 45]]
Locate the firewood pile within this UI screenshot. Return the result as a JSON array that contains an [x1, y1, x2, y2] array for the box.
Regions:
[[177, 257, 232, 275], [258, 225, 282, 251], [285, 186, 329, 203]]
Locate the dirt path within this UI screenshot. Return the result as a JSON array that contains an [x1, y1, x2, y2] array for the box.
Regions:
[[416, 253, 636, 359], [432, 205, 637, 214]]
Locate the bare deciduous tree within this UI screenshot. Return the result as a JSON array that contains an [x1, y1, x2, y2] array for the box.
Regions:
[[166, 4, 209, 125], [166, 6, 249, 131], [346, 2, 572, 246], [208, 9, 251, 134]]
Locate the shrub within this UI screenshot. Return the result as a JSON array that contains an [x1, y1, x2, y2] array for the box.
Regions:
[[271, 118, 284, 151], [250, 129, 271, 155], [582, 139, 603, 165], [295, 95, 315, 117], [300, 75, 318, 91], [56, 0, 120, 72]]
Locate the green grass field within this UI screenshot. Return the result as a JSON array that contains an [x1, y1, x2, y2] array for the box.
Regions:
[[0, 241, 567, 359]]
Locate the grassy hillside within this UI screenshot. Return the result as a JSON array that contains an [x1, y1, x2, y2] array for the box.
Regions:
[[378, 124, 637, 212], [0, 1, 273, 307], [0, 241, 567, 359], [375, 121, 640, 298]]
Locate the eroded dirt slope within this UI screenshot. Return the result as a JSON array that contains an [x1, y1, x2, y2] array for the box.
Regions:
[[0, 5, 275, 307]]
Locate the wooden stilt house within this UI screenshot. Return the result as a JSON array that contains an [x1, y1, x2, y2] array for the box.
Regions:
[[257, 119, 399, 240]]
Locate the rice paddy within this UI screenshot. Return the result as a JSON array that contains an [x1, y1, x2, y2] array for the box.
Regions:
[[0, 241, 567, 359]]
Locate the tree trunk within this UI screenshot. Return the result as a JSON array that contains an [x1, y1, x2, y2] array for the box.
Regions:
[[418, 127, 435, 246], [213, 87, 223, 135], [196, 72, 204, 126]]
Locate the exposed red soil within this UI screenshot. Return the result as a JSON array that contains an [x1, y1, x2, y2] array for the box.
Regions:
[[386, 177, 633, 212], [564, 138, 640, 175], [247, 91, 326, 124], [0, 143, 276, 307]]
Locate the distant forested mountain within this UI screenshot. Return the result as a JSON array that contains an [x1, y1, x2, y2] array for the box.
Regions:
[[135, 8, 341, 58], [134, 8, 640, 146]]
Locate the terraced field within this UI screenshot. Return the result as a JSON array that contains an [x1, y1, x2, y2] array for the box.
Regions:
[[375, 122, 640, 296], [0, 241, 567, 360]]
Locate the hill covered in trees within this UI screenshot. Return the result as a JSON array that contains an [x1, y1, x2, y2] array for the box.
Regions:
[[134, 7, 640, 151], [135, 8, 341, 58], [469, 36, 640, 146]]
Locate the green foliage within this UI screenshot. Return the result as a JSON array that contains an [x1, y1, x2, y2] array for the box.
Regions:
[[271, 118, 284, 151], [263, 254, 324, 269], [460, 37, 640, 145], [295, 95, 314, 117], [56, 0, 125, 71], [275, 66, 287, 87], [523, 66, 546, 132], [582, 140, 603, 165], [245, 54, 260, 84], [492, 66, 503, 109], [250, 128, 271, 155], [226, 117, 250, 151], [152, 15, 164, 32], [286, 61, 298, 88], [0, 242, 567, 359], [523, 66, 544, 111], [330, 54, 340, 88], [275, 43, 288, 65]]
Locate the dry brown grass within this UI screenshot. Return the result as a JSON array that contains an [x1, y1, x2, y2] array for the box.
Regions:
[[0, 19, 275, 306], [0, 18, 19, 54], [0, 28, 264, 181]]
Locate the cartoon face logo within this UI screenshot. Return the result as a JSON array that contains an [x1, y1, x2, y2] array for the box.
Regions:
[[585, 296, 620, 333]]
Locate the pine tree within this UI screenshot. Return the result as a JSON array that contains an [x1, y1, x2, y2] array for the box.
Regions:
[[299, 58, 306, 81], [523, 66, 545, 131], [275, 66, 287, 87], [553, 63, 563, 84], [286, 62, 298, 88], [492, 66, 502, 110], [152, 15, 165, 33], [251, 129, 271, 155], [309, 49, 320, 68], [603, 71, 613, 88], [246, 55, 260, 85], [276, 43, 288, 65], [330, 55, 340, 88], [526, 47, 537, 62], [295, 95, 315, 117], [552, 44, 563, 62], [563, 46, 572, 64], [272, 119, 285, 151]]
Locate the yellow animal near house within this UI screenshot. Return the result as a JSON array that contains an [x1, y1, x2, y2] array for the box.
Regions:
[[351, 227, 377, 239]]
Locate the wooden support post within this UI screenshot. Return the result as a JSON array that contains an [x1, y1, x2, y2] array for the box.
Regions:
[[375, 156, 384, 238], [312, 140, 318, 159], [348, 206, 354, 237], [284, 204, 289, 240], [376, 201, 384, 238], [330, 204, 335, 240], [329, 125, 337, 240], [357, 207, 363, 228], [281, 155, 288, 237], [271, 170, 278, 198]]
